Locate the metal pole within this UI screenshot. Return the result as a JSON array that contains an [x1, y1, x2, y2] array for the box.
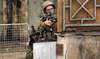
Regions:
[[63, 0, 65, 31]]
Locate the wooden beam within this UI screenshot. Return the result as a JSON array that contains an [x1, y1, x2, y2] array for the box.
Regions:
[[57, 0, 63, 32]]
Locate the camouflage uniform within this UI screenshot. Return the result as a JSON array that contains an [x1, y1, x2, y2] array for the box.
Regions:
[[35, 18, 57, 41], [26, 1, 57, 58], [26, 31, 39, 59], [26, 42, 33, 59], [35, 1, 57, 41], [26, 38, 39, 59]]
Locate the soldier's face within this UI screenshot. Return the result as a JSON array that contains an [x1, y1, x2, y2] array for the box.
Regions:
[[46, 5, 54, 15]]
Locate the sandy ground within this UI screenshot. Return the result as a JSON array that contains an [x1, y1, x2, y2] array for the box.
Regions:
[[0, 52, 26, 59], [0, 40, 27, 59]]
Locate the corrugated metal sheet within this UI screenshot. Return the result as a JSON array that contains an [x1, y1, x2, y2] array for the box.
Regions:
[[33, 42, 56, 59]]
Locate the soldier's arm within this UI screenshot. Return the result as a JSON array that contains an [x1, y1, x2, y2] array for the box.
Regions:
[[35, 18, 46, 32]]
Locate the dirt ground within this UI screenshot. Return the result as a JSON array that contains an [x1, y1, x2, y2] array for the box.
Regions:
[[0, 40, 27, 59], [0, 52, 26, 59]]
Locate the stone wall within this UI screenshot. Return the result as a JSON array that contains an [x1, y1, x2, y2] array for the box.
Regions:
[[57, 32, 100, 59]]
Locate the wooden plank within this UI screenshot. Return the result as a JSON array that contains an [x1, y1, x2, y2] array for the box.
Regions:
[[65, 9, 69, 24], [96, 8, 100, 23], [57, 0, 63, 32], [56, 44, 63, 56], [65, 0, 69, 5], [97, 0, 100, 5]]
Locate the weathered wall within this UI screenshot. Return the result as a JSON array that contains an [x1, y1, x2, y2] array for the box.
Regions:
[[0, 0, 3, 24], [57, 32, 100, 59], [1, 0, 57, 26], [1, 0, 28, 40], [0, 0, 3, 37], [2, 0, 28, 24], [12, 0, 28, 23]]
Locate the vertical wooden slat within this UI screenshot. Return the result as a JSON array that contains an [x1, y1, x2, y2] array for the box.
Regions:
[[57, 0, 63, 32]]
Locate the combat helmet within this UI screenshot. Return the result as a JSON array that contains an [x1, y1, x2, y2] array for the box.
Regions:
[[42, 1, 55, 13]]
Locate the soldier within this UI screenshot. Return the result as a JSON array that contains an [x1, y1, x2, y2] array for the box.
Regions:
[[35, 1, 57, 41], [26, 29, 40, 59], [26, 1, 57, 59]]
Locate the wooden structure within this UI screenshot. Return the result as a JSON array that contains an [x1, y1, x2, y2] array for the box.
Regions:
[[57, 0, 100, 59], [57, 0, 100, 32]]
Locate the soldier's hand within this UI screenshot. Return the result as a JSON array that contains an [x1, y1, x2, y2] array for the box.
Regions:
[[44, 18, 53, 26]]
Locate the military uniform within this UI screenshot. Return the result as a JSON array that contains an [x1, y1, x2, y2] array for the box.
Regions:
[[26, 1, 57, 58], [26, 42, 33, 59], [35, 18, 57, 41], [26, 29, 40, 59], [26, 38, 39, 59], [35, 1, 57, 41]]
